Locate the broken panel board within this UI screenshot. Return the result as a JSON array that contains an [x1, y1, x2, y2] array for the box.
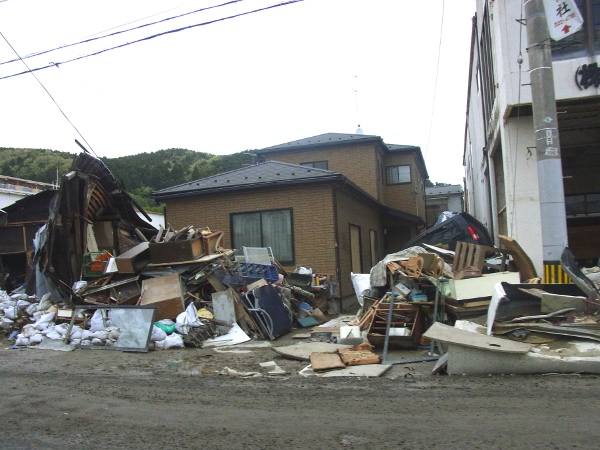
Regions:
[[423, 322, 532, 353], [450, 271, 520, 301]]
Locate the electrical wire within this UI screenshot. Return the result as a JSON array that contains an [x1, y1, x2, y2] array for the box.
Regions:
[[0, 31, 97, 156], [424, 0, 445, 162], [509, 2, 526, 236], [0, 0, 304, 81], [0, 0, 246, 68]]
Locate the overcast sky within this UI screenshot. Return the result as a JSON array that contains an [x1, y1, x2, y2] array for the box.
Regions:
[[0, 0, 475, 184]]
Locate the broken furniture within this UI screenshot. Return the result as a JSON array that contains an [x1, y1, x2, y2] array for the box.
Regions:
[[114, 242, 150, 273], [81, 276, 141, 305], [443, 271, 521, 320], [140, 273, 185, 321], [241, 284, 292, 340], [366, 302, 423, 349]]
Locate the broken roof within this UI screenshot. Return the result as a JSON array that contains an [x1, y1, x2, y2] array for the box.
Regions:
[[152, 161, 343, 200]]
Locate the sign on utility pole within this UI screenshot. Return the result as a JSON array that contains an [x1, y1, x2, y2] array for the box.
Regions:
[[542, 0, 584, 41]]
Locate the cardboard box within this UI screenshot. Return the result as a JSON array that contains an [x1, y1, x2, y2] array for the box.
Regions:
[[115, 242, 150, 273], [148, 237, 204, 264], [140, 273, 185, 320]]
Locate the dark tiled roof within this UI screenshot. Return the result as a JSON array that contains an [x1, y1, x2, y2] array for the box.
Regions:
[[386, 143, 421, 152], [152, 161, 342, 200], [258, 133, 384, 153]]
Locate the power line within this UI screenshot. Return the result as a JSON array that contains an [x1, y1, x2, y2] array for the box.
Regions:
[[0, 0, 304, 81], [0, 31, 97, 155], [0, 0, 246, 68]]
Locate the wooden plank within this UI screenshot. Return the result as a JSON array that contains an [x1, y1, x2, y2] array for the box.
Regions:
[[423, 322, 532, 353], [499, 235, 538, 281]]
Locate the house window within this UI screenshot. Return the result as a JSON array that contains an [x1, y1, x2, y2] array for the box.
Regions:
[[231, 208, 294, 263], [385, 165, 411, 185], [300, 161, 328, 170]]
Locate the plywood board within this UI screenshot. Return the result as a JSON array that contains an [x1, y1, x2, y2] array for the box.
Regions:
[[273, 342, 353, 361], [423, 322, 532, 353], [450, 271, 520, 300], [212, 289, 237, 325]]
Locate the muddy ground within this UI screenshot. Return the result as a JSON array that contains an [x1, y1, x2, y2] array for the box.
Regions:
[[1, 330, 599, 450]]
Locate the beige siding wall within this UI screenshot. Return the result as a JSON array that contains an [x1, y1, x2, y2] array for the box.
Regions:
[[262, 143, 380, 200], [165, 184, 338, 283], [381, 152, 426, 221], [335, 189, 384, 298]]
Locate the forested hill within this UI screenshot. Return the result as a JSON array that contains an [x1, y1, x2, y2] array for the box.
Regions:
[[0, 147, 257, 211]]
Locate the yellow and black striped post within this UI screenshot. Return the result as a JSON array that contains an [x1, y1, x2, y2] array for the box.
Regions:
[[543, 261, 570, 284]]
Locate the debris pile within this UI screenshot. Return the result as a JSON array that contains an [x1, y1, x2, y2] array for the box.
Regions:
[[0, 152, 336, 354]]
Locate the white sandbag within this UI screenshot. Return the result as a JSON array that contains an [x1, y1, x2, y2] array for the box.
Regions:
[[81, 330, 93, 340], [106, 326, 120, 341], [25, 303, 38, 315], [150, 325, 167, 342], [29, 334, 43, 345], [91, 330, 108, 340], [1, 317, 14, 329], [53, 324, 68, 336], [33, 312, 55, 331], [351, 272, 371, 307], [44, 330, 63, 340], [17, 300, 31, 311], [175, 311, 190, 335], [69, 326, 84, 340], [37, 293, 53, 312], [91, 338, 104, 346], [154, 333, 184, 350], [15, 335, 30, 346], [10, 293, 28, 301], [89, 309, 106, 332], [21, 324, 38, 338], [3, 307, 18, 320]]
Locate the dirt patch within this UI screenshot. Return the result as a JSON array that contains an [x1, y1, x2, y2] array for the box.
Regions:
[[1, 336, 600, 449]]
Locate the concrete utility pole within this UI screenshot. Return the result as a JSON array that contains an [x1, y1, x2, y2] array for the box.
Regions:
[[524, 0, 569, 281]]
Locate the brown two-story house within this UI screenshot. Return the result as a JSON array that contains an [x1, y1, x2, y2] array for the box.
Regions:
[[152, 133, 428, 301]]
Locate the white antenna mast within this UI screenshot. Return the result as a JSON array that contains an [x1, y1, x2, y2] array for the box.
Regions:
[[353, 74, 363, 134]]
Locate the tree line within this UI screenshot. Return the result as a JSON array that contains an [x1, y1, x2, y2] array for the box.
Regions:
[[0, 147, 256, 212]]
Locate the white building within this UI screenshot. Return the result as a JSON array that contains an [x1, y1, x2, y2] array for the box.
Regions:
[[464, 0, 600, 276], [425, 185, 464, 227], [0, 175, 55, 210]]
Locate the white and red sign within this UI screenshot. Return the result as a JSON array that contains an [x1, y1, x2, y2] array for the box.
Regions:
[[543, 0, 584, 41]]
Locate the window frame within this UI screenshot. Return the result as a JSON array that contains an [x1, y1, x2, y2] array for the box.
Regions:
[[300, 160, 328, 170], [230, 207, 295, 264], [385, 164, 412, 185]]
